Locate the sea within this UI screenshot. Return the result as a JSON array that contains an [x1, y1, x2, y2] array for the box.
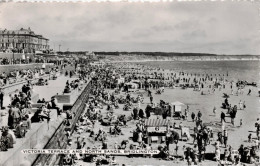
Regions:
[[134, 60, 260, 83]]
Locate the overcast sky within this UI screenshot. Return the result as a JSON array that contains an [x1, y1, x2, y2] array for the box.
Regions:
[[0, 1, 259, 54]]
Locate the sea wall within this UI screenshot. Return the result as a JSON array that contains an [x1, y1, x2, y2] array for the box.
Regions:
[[32, 80, 92, 166], [0, 80, 92, 166], [0, 63, 54, 74], [0, 53, 34, 60]]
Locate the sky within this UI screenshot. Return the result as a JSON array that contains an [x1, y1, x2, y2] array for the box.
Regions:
[[0, 1, 259, 54]]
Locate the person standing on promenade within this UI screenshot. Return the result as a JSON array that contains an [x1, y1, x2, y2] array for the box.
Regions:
[[51, 96, 61, 116], [0, 88, 4, 110]]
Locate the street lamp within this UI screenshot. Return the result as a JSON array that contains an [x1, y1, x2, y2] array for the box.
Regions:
[[12, 48, 15, 65]]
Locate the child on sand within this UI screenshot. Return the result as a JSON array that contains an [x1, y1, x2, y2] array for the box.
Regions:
[[239, 100, 243, 110], [240, 119, 242, 127], [175, 145, 179, 156], [243, 101, 246, 109], [213, 106, 216, 115]]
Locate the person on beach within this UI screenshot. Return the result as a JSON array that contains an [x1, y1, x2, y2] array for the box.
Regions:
[[145, 105, 151, 119], [184, 109, 188, 120], [150, 95, 153, 104], [255, 118, 260, 140], [147, 90, 152, 97], [197, 111, 202, 120], [213, 106, 216, 115], [239, 100, 243, 110], [133, 107, 138, 120], [223, 130, 228, 148], [191, 112, 195, 122], [221, 121, 225, 131], [221, 112, 226, 123], [247, 89, 251, 95], [0, 88, 4, 110], [243, 101, 246, 109], [187, 105, 190, 112], [248, 133, 252, 143], [138, 109, 145, 119]]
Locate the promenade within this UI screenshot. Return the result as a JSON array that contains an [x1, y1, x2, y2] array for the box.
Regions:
[[0, 72, 88, 166]]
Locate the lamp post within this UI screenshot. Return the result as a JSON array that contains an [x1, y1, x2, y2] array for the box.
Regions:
[[12, 48, 15, 65]]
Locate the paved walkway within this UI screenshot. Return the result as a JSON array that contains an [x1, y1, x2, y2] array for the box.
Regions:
[[0, 75, 76, 127]]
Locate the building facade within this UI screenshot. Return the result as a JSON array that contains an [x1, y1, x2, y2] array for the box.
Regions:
[[0, 27, 50, 53]]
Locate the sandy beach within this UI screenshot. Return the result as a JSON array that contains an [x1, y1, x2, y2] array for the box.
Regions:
[[71, 62, 260, 166]]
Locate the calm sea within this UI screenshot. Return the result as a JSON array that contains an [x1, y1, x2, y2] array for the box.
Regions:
[[134, 60, 260, 83]]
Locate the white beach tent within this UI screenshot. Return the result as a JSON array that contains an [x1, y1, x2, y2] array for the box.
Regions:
[[125, 82, 138, 89], [171, 101, 185, 113]]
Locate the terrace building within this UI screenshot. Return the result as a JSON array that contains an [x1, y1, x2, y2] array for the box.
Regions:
[[0, 27, 50, 54]]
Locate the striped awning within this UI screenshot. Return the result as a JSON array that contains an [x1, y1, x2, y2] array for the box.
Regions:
[[144, 119, 169, 127]]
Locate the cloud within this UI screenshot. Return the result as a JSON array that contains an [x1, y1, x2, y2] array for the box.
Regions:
[[182, 29, 207, 40], [0, 2, 259, 54]]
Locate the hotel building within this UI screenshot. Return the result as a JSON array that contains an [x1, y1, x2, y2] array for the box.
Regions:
[[0, 27, 50, 53]]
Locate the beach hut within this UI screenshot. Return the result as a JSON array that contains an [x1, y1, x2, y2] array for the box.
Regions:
[[171, 101, 185, 116], [117, 77, 125, 84], [144, 119, 170, 144]]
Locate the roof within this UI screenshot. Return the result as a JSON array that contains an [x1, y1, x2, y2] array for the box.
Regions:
[[171, 101, 185, 106], [0, 28, 49, 40], [144, 119, 170, 127]]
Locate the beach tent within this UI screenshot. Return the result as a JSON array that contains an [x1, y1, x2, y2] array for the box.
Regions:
[[181, 127, 190, 141], [125, 82, 138, 89], [171, 101, 185, 112], [131, 80, 142, 89]]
